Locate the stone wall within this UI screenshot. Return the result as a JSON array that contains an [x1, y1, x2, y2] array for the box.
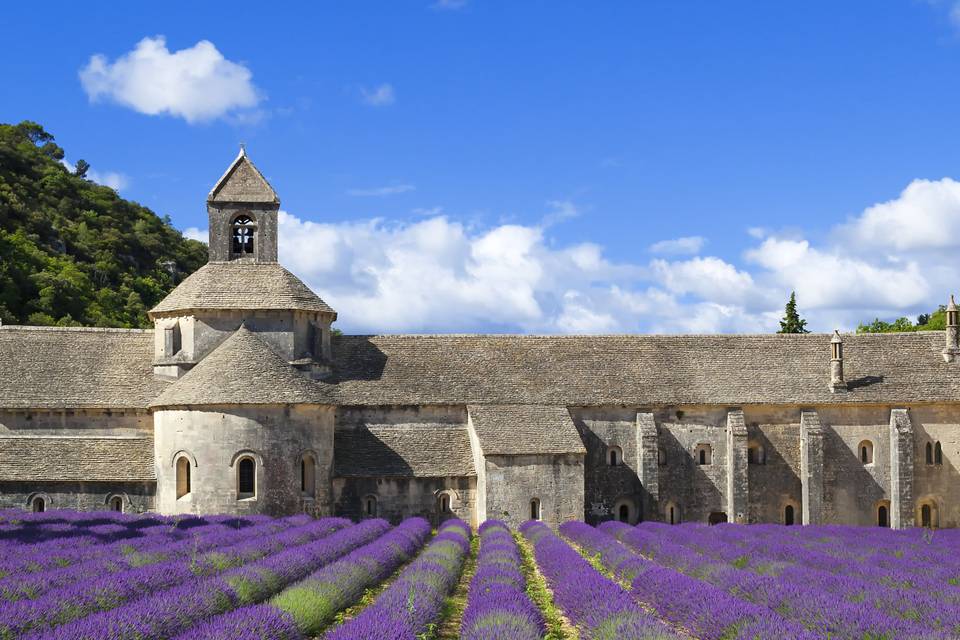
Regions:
[[572, 406, 643, 525], [0, 481, 154, 513], [0, 410, 150, 436], [153, 404, 334, 517], [483, 453, 584, 528], [331, 476, 477, 526], [154, 309, 330, 370], [911, 406, 960, 528]]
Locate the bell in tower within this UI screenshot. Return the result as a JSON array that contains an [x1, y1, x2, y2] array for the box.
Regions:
[[206, 147, 280, 263]]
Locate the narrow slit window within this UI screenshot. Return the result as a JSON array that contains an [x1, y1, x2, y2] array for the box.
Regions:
[[935, 441, 943, 466], [530, 498, 541, 521], [176, 456, 191, 499], [237, 457, 256, 498]]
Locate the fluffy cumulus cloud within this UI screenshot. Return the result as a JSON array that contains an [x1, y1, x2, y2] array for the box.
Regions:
[[192, 174, 960, 334], [79, 36, 260, 123]]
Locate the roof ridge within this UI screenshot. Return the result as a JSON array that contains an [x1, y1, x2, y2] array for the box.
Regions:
[[0, 325, 152, 334]]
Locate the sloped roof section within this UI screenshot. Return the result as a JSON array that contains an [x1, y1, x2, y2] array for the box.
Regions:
[[0, 326, 168, 409], [0, 436, 155, 481], [150, 326, 334, 407], [149, 262, 336, 316], [208, 149, 279, 204], [468, 404, 585, 455], [331, 332, 960, 406], [334, 424, 475, 477]]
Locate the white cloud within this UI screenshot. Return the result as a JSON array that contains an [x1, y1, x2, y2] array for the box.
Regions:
[[87, 169, 128, 191], [183, 227, 208, 243], [346, 184, 415, 197], [61, 159, 129, 192], [190, 173, 960, 335], [649, 235, 706, 255], [79, 36, 261, 123], [360, 83, 395, 107], [838, 178, 960, 252]]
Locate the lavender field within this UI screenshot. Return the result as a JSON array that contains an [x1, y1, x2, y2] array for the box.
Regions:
[[0, 511, 958, 640]]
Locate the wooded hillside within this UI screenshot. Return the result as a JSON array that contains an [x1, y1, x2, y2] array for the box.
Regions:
[[0, 121, 206, 328]]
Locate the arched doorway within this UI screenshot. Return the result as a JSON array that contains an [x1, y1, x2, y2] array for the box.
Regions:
[[618, 504, 630, 522], [878, 505, 888, 528], [784, 504, 795, 526], [31, 496, 45, 513], [109, 496, 123, 512]]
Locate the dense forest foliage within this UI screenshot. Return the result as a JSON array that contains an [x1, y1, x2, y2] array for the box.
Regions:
[[856, 306, 947, 334], [0, 121, 206, 328]]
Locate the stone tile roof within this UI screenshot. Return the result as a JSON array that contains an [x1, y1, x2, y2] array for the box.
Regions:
[[150, 326, 336, 407], [331, 332, 960, 406], [0, 436, 155, 481], [468, 404, 586, 455], [149, 262, 336, 316], [208, 149, 279, 204], [0, 326, 169, 409], [334, 425, 476, 477]]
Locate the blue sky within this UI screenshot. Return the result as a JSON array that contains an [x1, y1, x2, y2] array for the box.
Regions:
[[3, 1, 960, 334]]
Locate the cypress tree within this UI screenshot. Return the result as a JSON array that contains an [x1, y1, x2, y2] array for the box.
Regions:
[[778, 291, 810, 334]]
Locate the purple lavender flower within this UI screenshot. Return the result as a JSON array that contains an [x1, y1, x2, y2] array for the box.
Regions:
[[323, 519, 471, 640], [460, 520, 544, 640]]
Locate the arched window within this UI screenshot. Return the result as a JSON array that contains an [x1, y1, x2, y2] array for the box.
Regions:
[[657, 448, 667, 467], [175, 456, 191, 499], [231, 215, 255, 256], [608, 446, 622, 467], [109, 496, 123, 513], [926, 442, 934, 465], [696, 444, 712, 466], [748, 444, 765, 465], [300, 454, 316, 498], [363, 495, 378, 518], [858, 440, 874, 465], [784, 504, 795, 526], [31, 496, 45, 513], [935, 441, 943, 466], [530, 498, 541, 521], [237, 457, 256, 499], [919, 500, 939, 528]]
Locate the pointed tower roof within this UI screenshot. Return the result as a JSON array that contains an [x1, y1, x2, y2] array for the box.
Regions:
[[149, 325, 334, 407], [149, 262, 336, 317], [207, 147, 279, 204]]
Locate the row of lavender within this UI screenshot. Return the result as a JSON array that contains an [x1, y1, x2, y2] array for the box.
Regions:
[[7, 508, 960, 640], [605, 521, 960, 639]]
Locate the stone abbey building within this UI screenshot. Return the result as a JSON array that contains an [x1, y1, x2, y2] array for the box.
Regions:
[[1, 151, 958, 530]]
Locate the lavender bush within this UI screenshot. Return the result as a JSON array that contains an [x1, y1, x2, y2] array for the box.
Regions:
[[175, 517, 432, 640], [460, 520, 544, 640], [30, 518, 389, 640], [520, 520, 677, 640], [323, 518, 471, 640]]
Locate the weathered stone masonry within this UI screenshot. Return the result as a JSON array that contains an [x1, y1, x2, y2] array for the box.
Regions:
[[1, 149, 959, 529]]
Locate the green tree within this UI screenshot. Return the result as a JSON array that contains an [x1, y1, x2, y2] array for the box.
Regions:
[[73, 159, 89, 179], [778, 291, 810, 334]]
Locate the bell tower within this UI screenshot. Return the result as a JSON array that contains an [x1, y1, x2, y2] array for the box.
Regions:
[[206, 147, 279, 263]]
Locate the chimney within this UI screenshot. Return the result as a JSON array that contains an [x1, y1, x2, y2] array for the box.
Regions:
[[944, 295, 959, 363], [830, 330, 847, 393]]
